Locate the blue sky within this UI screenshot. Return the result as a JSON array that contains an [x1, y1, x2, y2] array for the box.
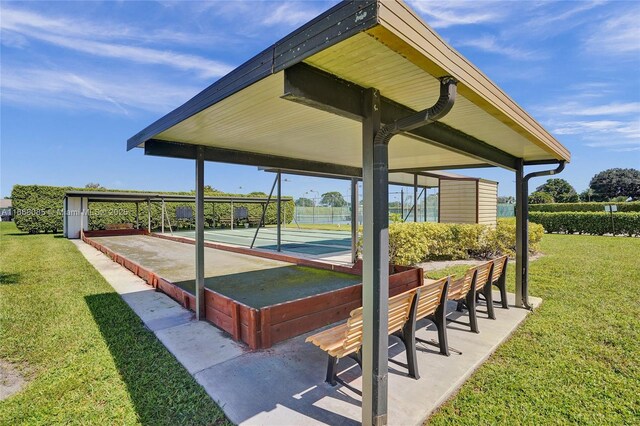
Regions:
[[1, 0, 639, 201]]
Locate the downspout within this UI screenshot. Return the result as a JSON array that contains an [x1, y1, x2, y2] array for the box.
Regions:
[[372, 75, 457, 229], [521, 160, 566, 308], [373, 77, 458, 147]]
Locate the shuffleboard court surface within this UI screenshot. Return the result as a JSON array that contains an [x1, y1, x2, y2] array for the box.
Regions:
[[91, 235, 360, 308], [163, 227, 352, 255]]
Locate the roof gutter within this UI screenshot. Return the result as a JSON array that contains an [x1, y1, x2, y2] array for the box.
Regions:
[[521, 160, 566, 308]]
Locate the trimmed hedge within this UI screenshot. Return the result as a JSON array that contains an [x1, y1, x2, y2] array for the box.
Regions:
[[529, 212, 640, 236], [358, 219, 544, 266], [11, 185, 294, 234], [529, 201, 640, 213]]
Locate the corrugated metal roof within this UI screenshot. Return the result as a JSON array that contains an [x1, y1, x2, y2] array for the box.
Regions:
[[129, 0, 570, 171]]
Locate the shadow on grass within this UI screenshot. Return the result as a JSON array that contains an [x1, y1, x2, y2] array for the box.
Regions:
[[0, 273, 21, 285], [84, 292, 229, 425]]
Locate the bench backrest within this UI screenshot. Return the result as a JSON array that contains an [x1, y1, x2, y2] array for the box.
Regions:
[[415, 277, 449, 321], [474, 261, 494, 292], [491, 255, 508, 282], [340, 289, 416, 356]]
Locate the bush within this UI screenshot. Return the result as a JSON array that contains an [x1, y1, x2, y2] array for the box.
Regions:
[[529, 191, 554, 204], [529, 201, 640, 212], [529, 212, 640, 236], [359, 219, 544, 266], [11, 185, 294, 234]]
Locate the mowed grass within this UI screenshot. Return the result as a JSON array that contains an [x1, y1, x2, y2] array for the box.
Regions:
[[0, 222, 230, 425], [1, 221, 638, 424], [426, 234, 640, 424]]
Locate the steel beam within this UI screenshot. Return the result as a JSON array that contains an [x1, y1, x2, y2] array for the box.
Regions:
[[514, 158, 524, 308], [195, 146, 205, 320], [145, 139, 362, 177], [389, 163, 494, 173], [361, 88, 388, 426], [283, 63, 519, 171]]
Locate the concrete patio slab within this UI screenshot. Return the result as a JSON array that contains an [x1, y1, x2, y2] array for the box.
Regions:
[[73, 239, 540, 425], [156, 321, 246, 375]]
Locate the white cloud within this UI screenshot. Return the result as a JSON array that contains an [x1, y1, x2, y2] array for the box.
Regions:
[[263, 3, 322, 27], [584, 11, 640, 56], [1, 7, 234, 78], [407, 1, 505, 28], [456, 35, 542, 60], [0, 66, 201, 115], [541, 102, 640, 117]]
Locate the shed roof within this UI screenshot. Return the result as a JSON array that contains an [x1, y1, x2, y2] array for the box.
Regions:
[[129, 0, 569, 172]]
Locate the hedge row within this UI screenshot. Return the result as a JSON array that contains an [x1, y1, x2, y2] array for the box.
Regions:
[[529, 201, 640, 213], [358, 219, 544, 266], [529, 212, 640, 236], [11, 185, 294, 234]]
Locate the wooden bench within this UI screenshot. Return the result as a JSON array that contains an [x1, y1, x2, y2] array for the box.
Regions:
[[447, 261, 495, 333], [306, 288, 418, 386]]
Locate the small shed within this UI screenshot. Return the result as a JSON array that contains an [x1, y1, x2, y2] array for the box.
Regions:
[[438, 176, 498, 226], [0, 199, 13, 222]]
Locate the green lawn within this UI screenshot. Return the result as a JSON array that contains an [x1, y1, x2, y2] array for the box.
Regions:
[[427, 234, 640, 424], [1, 222, 638, 424], [0, 222, 230, 425]]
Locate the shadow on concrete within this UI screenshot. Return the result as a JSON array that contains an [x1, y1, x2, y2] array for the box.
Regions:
[[84, 292, 227, 425]]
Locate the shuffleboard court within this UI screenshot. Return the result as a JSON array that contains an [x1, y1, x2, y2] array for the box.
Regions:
[[90, 234, 360, 308], [162, 227, 353, 256]]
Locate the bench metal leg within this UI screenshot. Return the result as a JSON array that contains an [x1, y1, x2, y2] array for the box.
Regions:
[[434, 301, 450, 356], [496, 272, 509, 309], [465, 290, 479, 333], [326, 356, 338, 386], [482, 282, 496, 320], [402, 323, 419, 380]]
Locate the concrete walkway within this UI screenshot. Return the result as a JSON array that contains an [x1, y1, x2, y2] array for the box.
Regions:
[[73, 239, 540, 425]]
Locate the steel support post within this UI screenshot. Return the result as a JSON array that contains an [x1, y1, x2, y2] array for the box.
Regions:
[[147, 199, 151, 232], [195, 146, 205, 320], [400, 188, 404, 219], [136, 202, 139, 229], [351, 178, 359, 264], [230, 201, 234, 230], [515, 158, 525, 308], [161, 199, 165, 233], [424, 189, 428, 222], [413, 174, 418, 222], [277, 171, 282, 252], [361, 88, 388, 426]]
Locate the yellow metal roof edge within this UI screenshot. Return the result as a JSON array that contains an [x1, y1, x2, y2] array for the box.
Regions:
[[373, 0, 570, 162]]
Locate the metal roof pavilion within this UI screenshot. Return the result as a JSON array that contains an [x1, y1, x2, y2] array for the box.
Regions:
[[128, 1, 570, 424]]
